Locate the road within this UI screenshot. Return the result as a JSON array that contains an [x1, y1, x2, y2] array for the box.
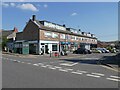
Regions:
[[2, 53, 119, 88]]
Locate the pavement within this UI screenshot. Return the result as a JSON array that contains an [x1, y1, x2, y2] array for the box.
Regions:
[[2, 52, 120, 88]]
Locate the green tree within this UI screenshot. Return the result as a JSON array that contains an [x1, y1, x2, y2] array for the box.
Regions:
[[2, 36, 8, 51]]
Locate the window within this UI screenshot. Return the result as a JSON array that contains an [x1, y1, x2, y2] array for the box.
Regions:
[[52, 44, 57, 51]]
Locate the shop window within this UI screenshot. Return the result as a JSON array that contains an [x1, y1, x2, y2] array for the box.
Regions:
[[52, 44, 57, 51], [41, 43, 44, 45]]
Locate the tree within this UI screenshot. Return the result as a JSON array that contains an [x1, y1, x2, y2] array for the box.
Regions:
[[2, 36, 8, 51]]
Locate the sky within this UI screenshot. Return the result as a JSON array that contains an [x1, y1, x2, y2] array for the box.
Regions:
[[1, 2, 118, 41]]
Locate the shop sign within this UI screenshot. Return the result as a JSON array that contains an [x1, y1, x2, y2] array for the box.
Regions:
[[44, 21, 66, 31], [52, 33, 58, 38], [60, 34, 65, 39], [44, 31, 52, 38], [14, 44, 22, 48]]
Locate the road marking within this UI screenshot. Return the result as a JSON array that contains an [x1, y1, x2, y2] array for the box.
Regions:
[[54, 66, 62, 68], [17, 61, 21, 63], [86, 74, 100, 78], [91, 73, 104, 76], [79, 58, 99, 60], [45, 65, 52, 67], [33, 64, 39, 66], [41, 65, 47, 68], [110, 76, 120, 79], [60, 62, 78, 66], [13, 60, 17, 62], [77, 70, 87, 73], [38, 63, 44, 65], [106, 78, 120, 82], [71, 71, 83, 75], [48, 67, 56, 70], [101, 65, 120, 72], [21, 62, 25, 63], [64, 68, 73, 71], [59, 69, 68, 72]]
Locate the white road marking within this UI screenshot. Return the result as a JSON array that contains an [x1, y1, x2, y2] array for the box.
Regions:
[[91, 73, 104, 76], [17, 61, 21, 63], [60, 62, 78, 66], [13, 60, 17, 62], [106, 78, 120, 82], [86, 74, 100, 78], [110, 76, 120, 79], [81, 58, 99, 60], [45, 65, 52, 67], [38, 63, 44, 65], [21, 62, 25, 63], [33, 64, 39, 66], [71, 71, 83, 75], [77, 70, 87, 73], [54, 66, 62, 68], [41, 65, 47, 68], [59, 69, 68, 72], [64, 68, 73, 71], [48, 67, 56, 70]]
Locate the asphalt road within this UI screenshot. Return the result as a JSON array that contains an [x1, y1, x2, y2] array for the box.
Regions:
[[2, 53, 119, 88]]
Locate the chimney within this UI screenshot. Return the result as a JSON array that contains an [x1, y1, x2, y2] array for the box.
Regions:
[[13, 27, 18, 33], [79, 29, 81, 31], [32, 15, 36, 21], [63, 24, 66, 27]]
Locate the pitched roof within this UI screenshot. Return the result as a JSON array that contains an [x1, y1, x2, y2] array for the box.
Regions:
[[32, 20, 97, 39], [2, 30, 14, 37]]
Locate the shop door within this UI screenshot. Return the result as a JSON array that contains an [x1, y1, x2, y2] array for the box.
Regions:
[[41, 45, 45, 54], [45, 44, 49, 54]]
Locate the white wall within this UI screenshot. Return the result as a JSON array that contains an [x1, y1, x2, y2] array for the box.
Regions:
[[39, 40, 59, 54]]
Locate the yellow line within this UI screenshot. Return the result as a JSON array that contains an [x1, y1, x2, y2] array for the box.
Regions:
[[100, 65, 120, 72], [59, 55, 86, 59]]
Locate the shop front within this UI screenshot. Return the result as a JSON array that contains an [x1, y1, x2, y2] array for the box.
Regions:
[[14, 40, 29, 54], [39, 40, 59, 55], [80, 43, 91, 50]]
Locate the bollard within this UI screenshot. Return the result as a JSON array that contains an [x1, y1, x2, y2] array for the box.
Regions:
[[54, 52, 57, 57], [50, 51, 52, 57]]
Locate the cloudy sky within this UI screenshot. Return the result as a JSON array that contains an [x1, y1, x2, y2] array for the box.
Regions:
[[2, 2, 118, 41]]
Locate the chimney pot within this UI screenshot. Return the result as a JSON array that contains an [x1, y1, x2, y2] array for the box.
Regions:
[[63, 24, 66, 27], [32, 15, 36, 21]]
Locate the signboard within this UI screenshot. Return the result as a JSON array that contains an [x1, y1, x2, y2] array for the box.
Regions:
[[44, 31, 52, 38], [44, 21, 66, 31], [52, 33, 58, 38], [60, 34, 65, 39], [44, 31, 58, 38]]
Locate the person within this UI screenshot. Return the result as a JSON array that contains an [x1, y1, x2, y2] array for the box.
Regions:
[[41, 46, 44, 55]]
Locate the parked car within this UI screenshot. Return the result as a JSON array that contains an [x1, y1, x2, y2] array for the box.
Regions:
[[92, 48, 102, 53], [73, 48, 92, 54], [96, 48, 109, 53], [102, 48, 110, 53]]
